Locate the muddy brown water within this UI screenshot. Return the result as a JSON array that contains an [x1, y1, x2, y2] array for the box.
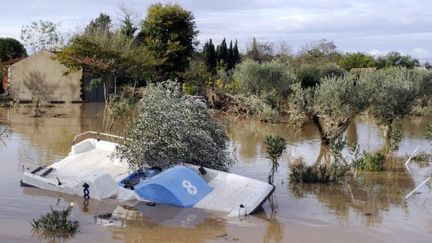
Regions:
[[0, 104, 431, 243]]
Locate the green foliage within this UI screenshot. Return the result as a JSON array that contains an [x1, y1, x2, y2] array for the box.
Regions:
[[299, 39, 342, 65], [339, 52, 376, 70], [289, 74, 372, 144], [202, 39, 217, 73], [264, 135, 286, 184], [376, 52, 419, 69], [120, 10, 137, 38], [364, 68, 420, 142], [246, 37, 274, 63], [20, 20, 64, 52], [233, 59, 297, 102], [216, 38, 228, 69], [104, 92, 135, 131], [289, 161, 350, 183], [296, 65, 321, 88], [411, 152, 432, 162], [0, 38, 27, 61], [139, 3, 198, 81], [181, 58, 213, 95], [296, 63, 346, 88], [320, 63, 346, 78], [56, 24, 157, 97], [213, 39, 240, 71], [116, 81, 233, 170], [84, 13, 112, 35], [387, 127, 402, 151], [234, 94, 278, 121], [427, 124, 432, 143], [352, 151, 385, 171], [31, 206, 79, 235]]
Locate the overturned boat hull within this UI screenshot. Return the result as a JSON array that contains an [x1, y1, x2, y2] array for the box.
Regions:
[[21, 131, 275, 216]]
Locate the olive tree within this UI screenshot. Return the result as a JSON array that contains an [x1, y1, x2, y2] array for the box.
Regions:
[[233, 59, 297, 107], [116, 81, 233, 170], [365, 68, 420, 145], [289, 74, 372, 146]]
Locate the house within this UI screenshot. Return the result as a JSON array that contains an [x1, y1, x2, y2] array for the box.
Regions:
[[3, 50, 105, 103]]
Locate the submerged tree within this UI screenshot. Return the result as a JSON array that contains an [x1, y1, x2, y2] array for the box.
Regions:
[[264, 135, 286, 185], [365, 68, 420, 147], [116, 81, 233, 170], [289, 73, 372, 146]]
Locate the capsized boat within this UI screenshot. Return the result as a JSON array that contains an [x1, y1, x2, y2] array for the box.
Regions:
[[21, 131, 275, 216]]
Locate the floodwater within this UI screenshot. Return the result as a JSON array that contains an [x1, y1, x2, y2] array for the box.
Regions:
[[0, 104, 431, 243]]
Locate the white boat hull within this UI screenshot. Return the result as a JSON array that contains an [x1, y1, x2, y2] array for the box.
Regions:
[[21, 133, 274, 215]]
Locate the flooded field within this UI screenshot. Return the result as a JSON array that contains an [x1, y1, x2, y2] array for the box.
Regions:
[[0, 104, 431, 243]]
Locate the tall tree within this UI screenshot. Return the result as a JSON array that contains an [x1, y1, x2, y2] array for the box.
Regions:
[[120, 14, 137, 38], [228, 40, 234, 70], [20, 20, 64, 53], [289, 74, 372, 146], [232, 40, 240, 67], [365, 68, 420, 145], [84, 13, 111, 35], [216, 38, 228, 69], [138, 3, 198, 81], [247, 37, 260, 62], [202, 39, 216, 73], [0, 38, 27, 61]]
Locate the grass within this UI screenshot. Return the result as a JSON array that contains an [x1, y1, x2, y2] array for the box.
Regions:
[[31, 206, 79, 238], [289, 161, 350, 183]]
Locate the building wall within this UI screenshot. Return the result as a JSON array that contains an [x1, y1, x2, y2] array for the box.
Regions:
[[8, 50, 82, 102]]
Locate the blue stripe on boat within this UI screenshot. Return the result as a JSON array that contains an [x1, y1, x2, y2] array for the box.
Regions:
[[134, 165, 213, 208]]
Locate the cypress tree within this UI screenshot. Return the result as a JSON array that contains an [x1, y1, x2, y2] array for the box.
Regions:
[[228, 40, 234, 70], [202, 39, 216, 73], [217, 38, 228, 69], [232, 40, 240, 67]]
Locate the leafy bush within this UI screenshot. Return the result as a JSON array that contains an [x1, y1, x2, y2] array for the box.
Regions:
[[296, 64, 321, 88], [320, 63, 346, 78], [296, 63, 345, 88], [233, 59, 297, 100], [427, 124, 432, 143], [234, 94, 278, 122], [352, 152, 385, 171], [264, 135, 286, 184], [116, 81, 233, 170], [412, 152, 432, 162], [31, 206, 79, 235], [289, 161, 350, 183]]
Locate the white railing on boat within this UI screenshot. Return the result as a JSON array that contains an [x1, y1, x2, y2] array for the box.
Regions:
[[71, 131, 128, 145]]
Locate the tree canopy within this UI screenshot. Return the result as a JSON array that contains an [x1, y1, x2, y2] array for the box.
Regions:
[[116, 81, 233, 170], [365, 68, 421, 141], [0, 38, 27, 61], [138, 3, 198, 81], [289, 73, 372, 145], [20, 20, 63, 53]]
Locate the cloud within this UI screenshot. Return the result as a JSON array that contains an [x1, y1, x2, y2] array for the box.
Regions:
[[0, 0, 430, 60]]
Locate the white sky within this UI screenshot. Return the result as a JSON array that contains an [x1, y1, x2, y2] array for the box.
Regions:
[[1, 0, 431, 61]]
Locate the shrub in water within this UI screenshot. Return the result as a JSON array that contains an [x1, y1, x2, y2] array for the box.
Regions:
[[31, 206, 79, 236], [352, 152, 385, 171], [289, 161, 350, 183]]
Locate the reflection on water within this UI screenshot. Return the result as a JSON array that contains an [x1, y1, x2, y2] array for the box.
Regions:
[[1, 105, 432, 242]]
